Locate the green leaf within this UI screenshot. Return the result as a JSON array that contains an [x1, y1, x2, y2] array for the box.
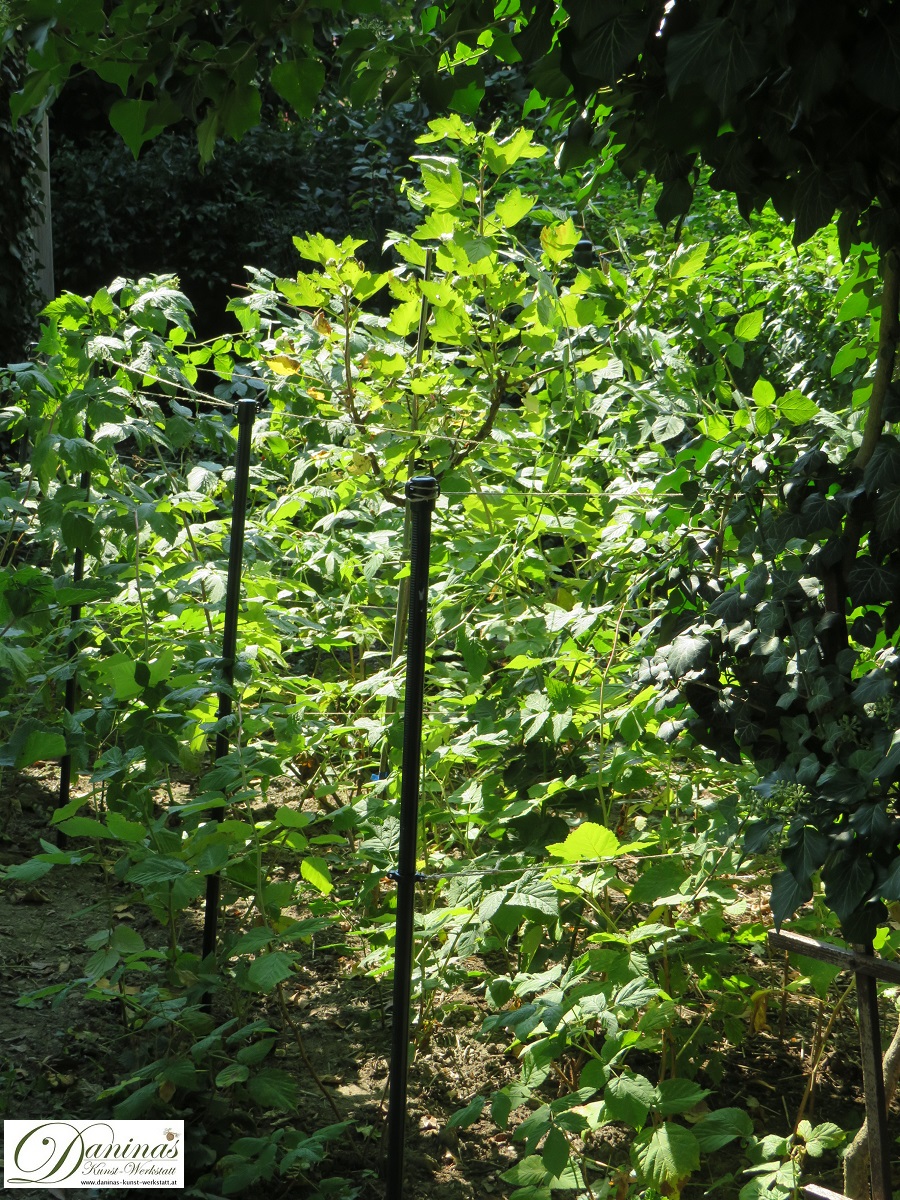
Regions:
[[667, 17, 760, 109], [300, 856, 333, 895], [782, 825, 829, 884], [803, 1121, 845, 1156], [483, 128, 546, 172], [655, 177, 693, 228], [270, 58, 325, 119], [126, 856, 189, 886], [447, 1094, 485, 1129], [547, 822, 620, 863], [838, 292, 869, 321], [735, 309, 764, 341], [247, 951, 295, 993], [503, 873, 559, 918], [96, 653, 142, 700], [693, 1107, 754, 1152], [197, 109, 220, 162], [113, 1082, 158, 1119], [793, 167, 839, 245], [220, 83, 262, 142], [417, 157, 465, 210], [216, 1062, 251, 1088], [540, 218, 580, 263], [106, 812, 147, 843], [822, 855, 874, 926], [109, 98, 174, 158], [654, 1078, 710, 1116], [778, 392, 820, 424], [500, 1155, 550, 1186], [58, 816, 109, 839], [0, 725, 66, 769], [246, 1068, 299, 1112], [632, 1123, 700, 1192], [604, 1073, 655, 1129], [494, 189, 536, 228], [275, 806, 311, 830], [5, 860, 54, 883], [111, 925, 145, 955], [629, 861, 689, 906], [752, 379, 776, 406], [672, 241, 709, 278], [236, 1039, 276, 1066], [770, 870, 813, 928], [665, 634, 709, 676], [542, 1125, 570, 1178], [579, 1059, 608, 1091], [567, 11, 651, 85]]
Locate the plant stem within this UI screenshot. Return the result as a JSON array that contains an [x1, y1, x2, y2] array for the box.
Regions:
[[276, 983, 344, 1121], [793, 979, 853, 1129]]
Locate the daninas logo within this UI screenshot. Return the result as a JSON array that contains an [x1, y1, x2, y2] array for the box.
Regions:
[[4, 1120, 184, 1188]]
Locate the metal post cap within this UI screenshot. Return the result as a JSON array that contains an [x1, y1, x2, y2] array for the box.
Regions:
[[233, 397, 261, 422], [406, 475, 440, 502]]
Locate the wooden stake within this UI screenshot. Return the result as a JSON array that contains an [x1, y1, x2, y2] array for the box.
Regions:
[[768, 930, 895, 1200]]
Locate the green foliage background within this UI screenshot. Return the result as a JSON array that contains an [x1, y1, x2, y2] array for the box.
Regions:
[[51, 102, 424, 338], [0, 48, 44, 363], [2, 116, 893, 1198]]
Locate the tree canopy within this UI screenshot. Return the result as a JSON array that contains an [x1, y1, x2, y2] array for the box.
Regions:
[[8, 0, 900, 259]]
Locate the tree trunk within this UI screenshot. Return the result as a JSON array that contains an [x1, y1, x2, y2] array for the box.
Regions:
[[33, 113, 54, 303], [855, 248, 900, 471]]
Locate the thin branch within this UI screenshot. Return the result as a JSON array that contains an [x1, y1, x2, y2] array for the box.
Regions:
[[276, 983, 344, 1122]]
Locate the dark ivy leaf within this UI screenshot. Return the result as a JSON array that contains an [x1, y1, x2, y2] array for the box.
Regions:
[[877, 487, 900, 537], [709, 586, 748, 621], [563, 5, 652, 86], [878, 856, 900, 901], [822, 855, 874, 927], [848, 558, 900, 607], [655, 178, 694, 229], [666, 18, 762, 112], [770, 870, 813, 928], [849, 803, 892, 842], [793, 168, 839, 246], [665, 634, 710, 677], [863, 434, 900, 493], [851, 669, 894, 707], [852, 611, 881, 648], [782, 825, 829, 884], [852, 20, 900, 111], [799, 492, 841, 533], [744, 818, 782, 854]]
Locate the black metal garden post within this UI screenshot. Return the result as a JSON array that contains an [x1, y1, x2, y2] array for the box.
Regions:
[[57, 446, 91, 849], [385, 476, 440, 1200], [202, 398, 258, 967]]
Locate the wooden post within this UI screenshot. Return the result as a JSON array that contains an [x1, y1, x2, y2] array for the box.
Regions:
[[769, 930, 900, 1200], [853, 945, 893, 1200]]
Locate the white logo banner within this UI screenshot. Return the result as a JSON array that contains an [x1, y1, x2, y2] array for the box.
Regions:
[[4, 1120, 184, 1188]]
